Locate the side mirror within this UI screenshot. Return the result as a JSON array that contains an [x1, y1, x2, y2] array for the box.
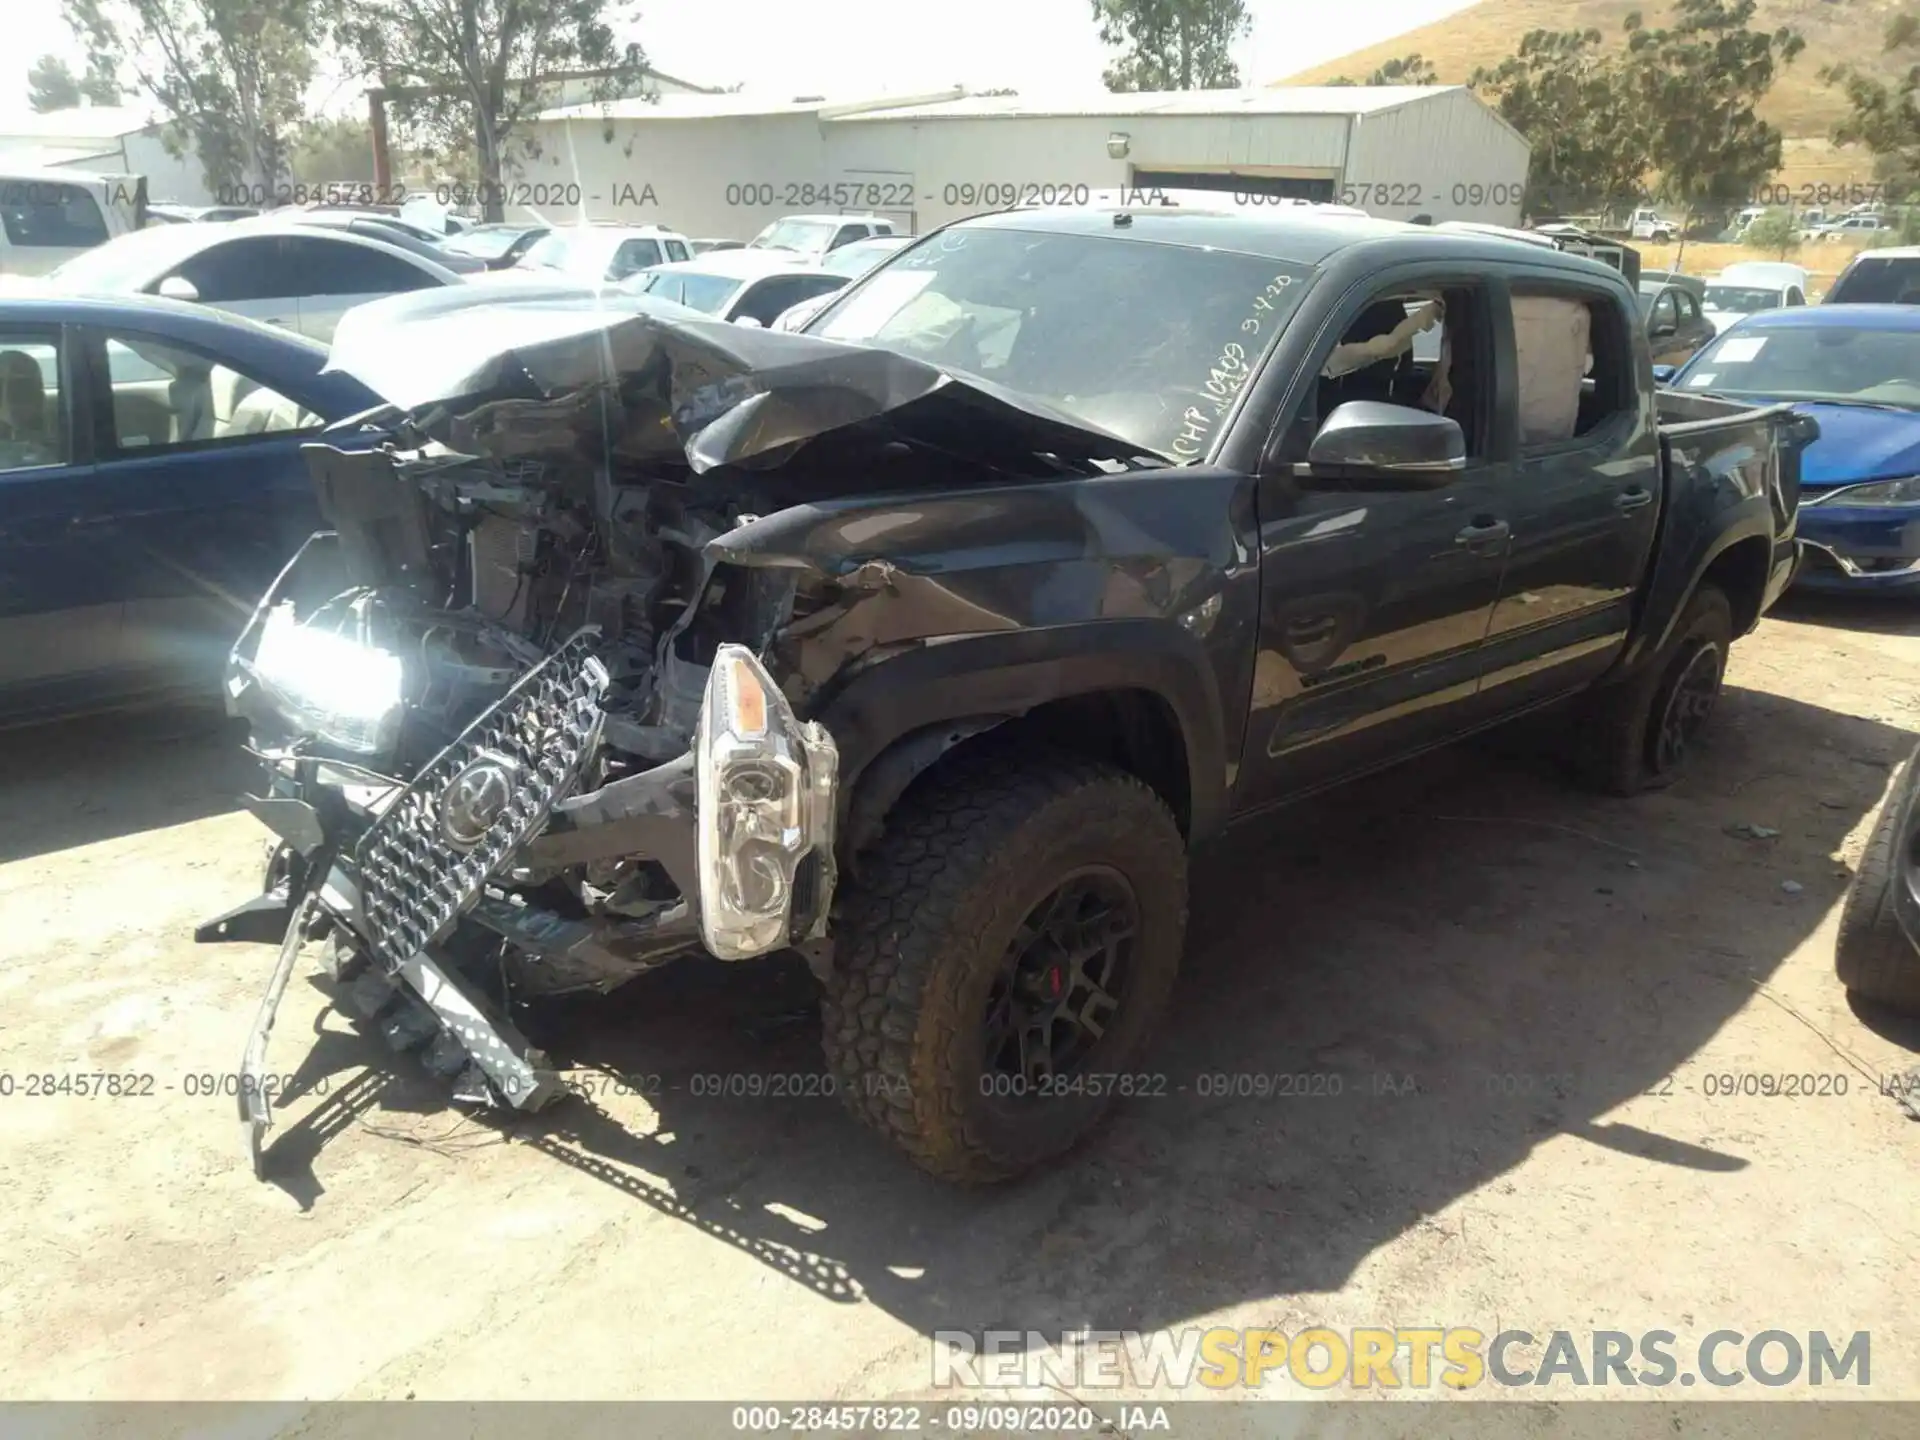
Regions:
[[157, 275, 200, 302], [732, 314, 765, 328], [1651, 364, 1678, 384], [1650, 322, 1677, 339], [1297, 401, 1465, 485]]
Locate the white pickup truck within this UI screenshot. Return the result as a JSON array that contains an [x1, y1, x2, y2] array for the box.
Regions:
[[1629, 208, 1680, 242]]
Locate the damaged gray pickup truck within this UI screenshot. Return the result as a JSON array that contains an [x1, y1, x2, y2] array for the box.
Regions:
[[198, 206, 1817, 1183]]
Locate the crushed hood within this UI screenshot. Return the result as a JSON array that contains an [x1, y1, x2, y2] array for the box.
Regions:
[[323, 285, 1167, 474]]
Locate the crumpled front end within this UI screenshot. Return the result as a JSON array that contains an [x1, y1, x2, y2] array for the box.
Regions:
[[197, 295, 1156, 1175]]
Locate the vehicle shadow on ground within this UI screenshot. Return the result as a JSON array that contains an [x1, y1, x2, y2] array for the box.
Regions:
[[1770, 590, 1919, 637], [264, 683, 1918, 1341], [0, 703, 244, 865]]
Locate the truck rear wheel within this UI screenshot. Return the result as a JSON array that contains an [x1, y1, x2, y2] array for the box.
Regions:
[[822, 751, 1188, 1183], [1575, 584, 1733, 796], [1835, 757, 1920, 1013]]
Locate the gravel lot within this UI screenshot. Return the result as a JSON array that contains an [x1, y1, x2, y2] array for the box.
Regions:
[[1, 594, 1916, 1420]]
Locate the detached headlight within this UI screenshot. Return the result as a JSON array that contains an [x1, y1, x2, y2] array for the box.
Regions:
[[1816, 475, 1920, 506], [695, 643, 839, 961], [250, 603, 406, 756]]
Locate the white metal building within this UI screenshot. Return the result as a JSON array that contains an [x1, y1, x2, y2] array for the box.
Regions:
[[513, 85, 1529, 239], [0, 106, 213, 206]]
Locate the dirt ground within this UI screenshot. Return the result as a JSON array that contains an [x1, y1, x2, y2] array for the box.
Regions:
[[1, 594, 1917, 1421]]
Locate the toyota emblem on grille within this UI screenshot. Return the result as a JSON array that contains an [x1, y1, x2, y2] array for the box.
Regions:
[[439, 753, 520, 850]]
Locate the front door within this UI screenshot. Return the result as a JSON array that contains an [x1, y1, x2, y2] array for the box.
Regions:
[[1238, 274, 1515, 810], [74, 325, 328, 697]]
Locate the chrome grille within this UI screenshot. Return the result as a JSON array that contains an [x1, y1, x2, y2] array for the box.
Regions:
[[354, 631, 609, 970]]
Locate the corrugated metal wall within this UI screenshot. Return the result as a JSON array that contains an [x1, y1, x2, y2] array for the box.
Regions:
[[507, 114, 830, 235], [1342, 90, 1528, 225], [512, 91, 1528, 239]]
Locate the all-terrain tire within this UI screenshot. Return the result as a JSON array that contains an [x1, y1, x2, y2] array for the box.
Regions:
[[1835, 756, 1920, 1013], [821, 750, 1189, 1183], [1573, 584, 1733, 797]]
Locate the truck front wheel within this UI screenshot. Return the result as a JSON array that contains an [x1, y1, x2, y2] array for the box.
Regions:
[[822, 751, 1188, 1183], [1574, 584, 1733, 796]]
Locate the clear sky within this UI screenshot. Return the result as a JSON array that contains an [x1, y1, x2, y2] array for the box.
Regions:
[[3, 0, 1484, 122]]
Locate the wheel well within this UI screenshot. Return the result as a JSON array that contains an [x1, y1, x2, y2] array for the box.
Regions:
[[981, 689, 1192, 832], [1700, 537, 1772, 635], [852, 688, 1193, 859]]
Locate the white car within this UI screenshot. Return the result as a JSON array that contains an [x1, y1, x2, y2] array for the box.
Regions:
[[498, 224, 692, 284], [747, 214, 896, 263], [1700, 261, 1810, 332], [30, 221, 461, 342], [819, 234, 914, 278], [626, 249, 849, 327]]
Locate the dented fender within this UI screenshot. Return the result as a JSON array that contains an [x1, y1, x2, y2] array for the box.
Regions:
[[701, 468, 1265, 848]]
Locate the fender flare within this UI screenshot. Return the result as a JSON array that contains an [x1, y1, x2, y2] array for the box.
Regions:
[[1620, 508, 1777, 678], [816, 619, 1231, 850]]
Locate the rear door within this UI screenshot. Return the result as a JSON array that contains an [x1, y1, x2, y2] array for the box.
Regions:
[[1478, 277, 1661, 710], [284, 236, 443, 342], [0, 322, 122, 718], [163, 235, 304, 331], [1672, 288, 1715, 363], [1647, 289, 1690, 365], [73, 325, 331, 695]]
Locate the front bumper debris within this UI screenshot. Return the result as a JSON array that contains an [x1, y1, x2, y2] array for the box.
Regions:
[[201, 575, 845, 1176], [238, 892, 319, 1178]]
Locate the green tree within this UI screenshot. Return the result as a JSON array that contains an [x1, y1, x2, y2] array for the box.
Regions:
[[1090, 0, 1251, 91], [1470, 25, 1653, 219], [1630, 0, 1803, 246], [289, 114, 378, 183], [1742, 207, 1798, 257], [325, 0, 650, 221], [1366, 54, 1439, 85], [65, 0, 314, 195], [1821, 11, 1920, 201], [27, 53, 124, 111]]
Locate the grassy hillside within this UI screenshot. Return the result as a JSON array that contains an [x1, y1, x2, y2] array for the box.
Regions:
[[1278, 0, 1910, 191]]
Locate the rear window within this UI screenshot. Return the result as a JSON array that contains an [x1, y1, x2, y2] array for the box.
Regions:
[[1, 180, 109, 249], [1826, 256, 1920, 305]]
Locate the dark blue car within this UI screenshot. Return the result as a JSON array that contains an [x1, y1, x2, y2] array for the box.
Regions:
[[1663, 304, 1920, 594], [0, 294, 380, 724]]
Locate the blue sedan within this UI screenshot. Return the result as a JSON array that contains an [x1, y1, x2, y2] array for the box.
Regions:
[[0, 294, 381, 724], [1662, 304, 1920, 594]]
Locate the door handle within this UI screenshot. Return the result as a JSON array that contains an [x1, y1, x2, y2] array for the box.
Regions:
[[1615, 487, 1654, 512], [1455, 518, 1510, 546]]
